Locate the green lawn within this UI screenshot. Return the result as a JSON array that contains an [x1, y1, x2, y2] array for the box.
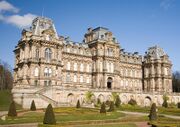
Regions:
[[0, 90, 21, 111], [0, 107, 125, 125], [119, 104, 180, 116]]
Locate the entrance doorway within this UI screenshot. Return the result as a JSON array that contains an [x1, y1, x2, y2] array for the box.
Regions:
[[107, 77, 113, 89]]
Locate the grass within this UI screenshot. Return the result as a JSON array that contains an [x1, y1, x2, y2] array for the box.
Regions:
[[0, 107, 125, 125], [119, 104, 180, 116], [38, 123, 137, 127], [0, 90, 22, 111]]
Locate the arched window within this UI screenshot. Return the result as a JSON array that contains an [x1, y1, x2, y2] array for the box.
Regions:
[[45, 48, 52, 62], [34, 67, 39, 77], [74, 63, 77, 71]]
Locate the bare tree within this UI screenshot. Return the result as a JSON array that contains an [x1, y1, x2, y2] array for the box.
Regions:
[[0, 59, 13, 90]]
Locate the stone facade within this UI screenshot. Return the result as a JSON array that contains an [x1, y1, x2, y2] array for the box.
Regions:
[[12, 17, 178, 108]]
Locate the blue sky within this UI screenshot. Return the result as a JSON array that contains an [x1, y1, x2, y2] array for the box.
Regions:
[[0, 0, 180, 71]]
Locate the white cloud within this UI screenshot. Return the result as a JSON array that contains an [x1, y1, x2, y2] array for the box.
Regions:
[[0, 1, 19, 13], [1, 13, 37, 28], [160, 0, 174, 10], [0, 1, 37, 28]]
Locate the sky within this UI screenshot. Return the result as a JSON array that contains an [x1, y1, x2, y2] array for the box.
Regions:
[[0, 0, 180, 71]]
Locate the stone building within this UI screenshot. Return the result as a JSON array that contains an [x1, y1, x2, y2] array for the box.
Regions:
[[12, 16, 179, 108]]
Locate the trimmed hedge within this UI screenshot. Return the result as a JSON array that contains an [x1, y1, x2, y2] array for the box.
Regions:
[[76, 100, 80, 108], [30, 100, 36, 111], [8, 101, 17, 117], [149, 103, 157, 121], [43, 104, 56, 125], [177, 102, 180, 109], [100, 102, 106, 113], [108, 101, 115, 112]]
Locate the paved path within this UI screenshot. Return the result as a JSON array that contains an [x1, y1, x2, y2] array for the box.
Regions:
[[0, 123, 38, 127], [119, 111, 180, 119], [0, 111, 7, 117]]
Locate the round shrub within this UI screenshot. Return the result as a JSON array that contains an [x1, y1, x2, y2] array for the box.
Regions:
[[8, 101, 17, 117], [30, 100, 36, 111], [128, 99, 137, 106], [43, 104, 56, 125], [100, 102, 106, 114], [149, 103, 157, 121]]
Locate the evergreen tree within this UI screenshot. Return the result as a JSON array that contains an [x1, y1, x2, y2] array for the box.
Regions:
[[115, 96, 121, 108], [30, 100, 36, 111], [43, 104, 56, 125], [149, 103, 157, 121], [8, 101, 17, 117], [108, 101, 115, 112], [76, 100, 80, 108], [100, 102, 106, 113]]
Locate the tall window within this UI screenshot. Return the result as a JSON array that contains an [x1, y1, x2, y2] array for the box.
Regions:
[[34, 80, 38, 86], [86, 76, 90, 83], [67, 62, 71, 70], [108, 48, 113, 56], [80, 75, 83, 83], [74, 63, 77, 71], [80, 63, 84, 72], [66, 72, 70, 82], [45, 48, 52, 62], [99, 62, 103, 72], [111, 63, 114, 73], [44, 68, 52, 77], [34, 67, 39, 77], [74, 74, 77, 82], [35, 49, 39, 59], [86, 64, 89, 72]]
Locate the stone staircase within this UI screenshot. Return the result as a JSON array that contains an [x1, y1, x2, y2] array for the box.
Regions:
[[35, 87, 58, 107]]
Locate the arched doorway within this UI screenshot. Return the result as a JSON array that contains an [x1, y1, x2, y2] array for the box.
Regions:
[[107, 77, 113, 89]]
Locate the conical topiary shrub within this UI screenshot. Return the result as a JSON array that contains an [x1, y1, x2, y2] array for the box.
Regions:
[[149, 103, 157, 121], [30, 100, 36, 111], [108, 101, 115, 112], [177, 102, 180, 108], [100, 102, 106, 113], [43, 104, 56, 125], [76, 100, 80, 108], [115, 96, 121, 108], [8, 101, 17, 117]]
